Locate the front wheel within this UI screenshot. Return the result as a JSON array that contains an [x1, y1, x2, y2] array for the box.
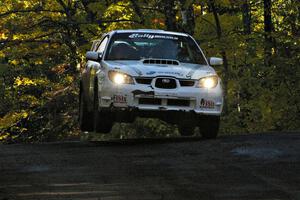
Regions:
[[199, 116, 220, 139], [93, 82, 114, 134], [178, 125, 195, 136], [178, 117, 195, 136]]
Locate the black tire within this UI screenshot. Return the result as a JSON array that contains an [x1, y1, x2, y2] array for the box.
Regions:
[[178, 124, 195, 136], [93, 81, 114, 133], [199, 116, 220, 139], [79, 87, 94, 132]]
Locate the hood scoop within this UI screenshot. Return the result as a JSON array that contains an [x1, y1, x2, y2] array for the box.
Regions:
[[143, 59, 179, 66]]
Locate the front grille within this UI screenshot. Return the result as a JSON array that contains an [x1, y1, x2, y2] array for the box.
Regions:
[[179, 80, 195, 87], [139, 98, 161, 105], [167, 99, 190, 107], [135, 77, 153, 85], [155, 78, 177, 89]]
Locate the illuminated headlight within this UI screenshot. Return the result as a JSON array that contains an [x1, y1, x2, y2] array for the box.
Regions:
[[198, 75, 219, 89], [108, 71, 134, 85]]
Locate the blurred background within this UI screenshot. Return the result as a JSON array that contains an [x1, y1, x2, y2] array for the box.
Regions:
[[0, 0, 299, 143]]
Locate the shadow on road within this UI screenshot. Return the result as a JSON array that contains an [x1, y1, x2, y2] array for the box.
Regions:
[[87, 136, 206, 146]]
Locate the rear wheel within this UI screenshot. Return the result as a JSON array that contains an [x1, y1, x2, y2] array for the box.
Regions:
[[93, 81, 114, 133], [199, 116, 220, 139], [79, 87, 94, 132]]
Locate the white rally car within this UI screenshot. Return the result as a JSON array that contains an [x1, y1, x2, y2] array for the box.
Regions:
[[79, 29, 223, 138]]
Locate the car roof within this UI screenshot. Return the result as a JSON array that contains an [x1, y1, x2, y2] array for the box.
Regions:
[[107, 29, 190, 37]]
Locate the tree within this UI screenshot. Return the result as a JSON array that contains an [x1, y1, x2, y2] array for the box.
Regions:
[[0, 0, 299, 143], [207, 0, 229, 113], [242, 0, 251, 35], [264, 0, 274, 66]]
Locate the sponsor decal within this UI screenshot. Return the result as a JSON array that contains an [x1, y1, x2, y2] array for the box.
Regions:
[[146, 71, 184, 76], [157, 71, 184, 76], [146, 71, 156, 75], [113, 95, 127, 103], [128, 33, 179, 40], [200, 98, 215, 109], [186, 70, 195, 78]]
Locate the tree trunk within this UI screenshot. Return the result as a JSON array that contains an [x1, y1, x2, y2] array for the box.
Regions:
[[290, 0, 300, 36], [163, 0, 178, 31], [242, 0, 251, 35], [242, 0, 255, 62], [129, 0, 145, 25], [208, 0, 229, 114], [264, 0, 273, 66], [81, 0, 96, 23], [179, 0, 195, 35], [0, 77, 4, 101]]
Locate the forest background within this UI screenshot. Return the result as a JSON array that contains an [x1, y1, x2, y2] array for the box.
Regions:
[[0, 0, 299, 143]]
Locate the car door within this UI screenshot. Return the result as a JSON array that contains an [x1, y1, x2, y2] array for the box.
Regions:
[[84, 36, 109, 103], [94, 35, 110, 94]]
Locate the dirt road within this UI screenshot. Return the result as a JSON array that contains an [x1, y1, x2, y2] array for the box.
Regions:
[[0, 133, 300, 200]]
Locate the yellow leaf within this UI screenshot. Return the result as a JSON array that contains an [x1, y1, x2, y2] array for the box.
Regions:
[[0, 51, 5, 58], [10, 60, 18, 65], [0, 33, 8, 40]]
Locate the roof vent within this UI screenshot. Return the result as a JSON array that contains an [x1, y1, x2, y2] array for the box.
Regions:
[[143, 59, 179, 66]]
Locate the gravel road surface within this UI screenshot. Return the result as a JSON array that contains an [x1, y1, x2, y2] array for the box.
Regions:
[[0, 133, 300, 200]]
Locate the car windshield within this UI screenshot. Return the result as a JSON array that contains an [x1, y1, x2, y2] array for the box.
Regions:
[[105, 32, 207, 65]]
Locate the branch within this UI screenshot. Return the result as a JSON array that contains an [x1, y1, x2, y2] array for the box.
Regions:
[[55, 0, 68, 12], [96, 19, 143, 25], [2, 39, 61, 44], [55, 0, 74, 17], [0, 9, 64, 17], [0, 32, 62, 47], [113, 4, 164, 13], [129, 0, 145, 25], [199, 16, 217, 32]]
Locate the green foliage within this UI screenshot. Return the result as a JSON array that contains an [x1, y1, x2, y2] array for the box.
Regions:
[[86, 118, 179, 141], [0, 0, 299, 143]]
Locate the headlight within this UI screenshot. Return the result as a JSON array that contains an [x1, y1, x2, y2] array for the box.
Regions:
[[108, 71, 134, 85], [198, 75, 218, 89]]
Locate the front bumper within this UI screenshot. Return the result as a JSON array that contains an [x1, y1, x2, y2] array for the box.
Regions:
[[97, 77, 223, 116]]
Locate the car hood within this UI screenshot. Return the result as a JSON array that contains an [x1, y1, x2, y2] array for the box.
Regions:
[[103, 60, 216, 79]]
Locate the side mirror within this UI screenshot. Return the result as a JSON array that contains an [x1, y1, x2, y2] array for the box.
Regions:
[[86, 51, 102, 61], [209, 57, 223, 66]]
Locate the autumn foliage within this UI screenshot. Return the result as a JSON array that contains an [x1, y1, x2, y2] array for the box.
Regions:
[[0, 0, 299, 142]]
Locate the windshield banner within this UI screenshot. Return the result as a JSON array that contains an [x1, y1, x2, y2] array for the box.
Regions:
[[128, 33, 178, 40]]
